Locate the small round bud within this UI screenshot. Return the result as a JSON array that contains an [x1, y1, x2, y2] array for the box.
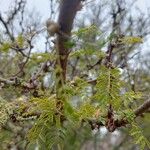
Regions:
[[46, 19, 60, 36]]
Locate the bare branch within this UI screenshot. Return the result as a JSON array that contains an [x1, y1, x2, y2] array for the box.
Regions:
[[7, 0, 26, 25], [134, 99, 150, 116], [0, 14, 14, 41]]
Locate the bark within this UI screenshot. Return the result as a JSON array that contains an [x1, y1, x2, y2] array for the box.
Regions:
[[56, 0, 82, 83], [134, 99, 150, 116]]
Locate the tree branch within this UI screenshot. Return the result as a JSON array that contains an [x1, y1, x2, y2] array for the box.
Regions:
[[134, 99, 150, 116], [0, 14, 14, 41], [56, 0, 82, 82]]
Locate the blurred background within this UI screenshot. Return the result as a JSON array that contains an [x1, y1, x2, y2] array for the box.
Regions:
[[0, 0, 150, 149]]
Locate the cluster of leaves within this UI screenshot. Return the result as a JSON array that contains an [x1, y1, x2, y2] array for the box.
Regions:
[[0, 34, 25, 53], [0, 24, 149, 150], [27, 97, 60, 149], [119, 36, 143, 45], [94, 66, 142, 110], [26, 95, 97, 149], [31, 53, 56, 64], [24, 64, 149, 149], [0, 99, 14, 127], [130, 123, 150, 150]]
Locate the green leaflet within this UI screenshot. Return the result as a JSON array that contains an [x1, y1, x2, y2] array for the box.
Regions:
[[119, 36, 143, 44], [31, 52, 56, 64], [130, 122, 150, 150], [0, 100, 14, 127], [16, 34, 24, 48], [0, 42, 11, 52]]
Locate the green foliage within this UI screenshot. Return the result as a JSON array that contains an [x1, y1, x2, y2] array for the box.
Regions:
[[0, 42, 11, 52], [130, 122, 150, 150], [27, 97, 56, 138], [73, 25, 101, 40], [0, 24, 149, 150], [122, 109, 135, 123], [63, 125, 92, 150], [93, 66, 142, 112], [123, 91, 142, 108], [69, 48, 105, 59], [0, 34, 25, 53], [27, 97, 68, 149], [0, 100, 14, 127], [31, 52, 55, 64], [64, 40, 76, 48], [71, 77, 89, 94], [93, 66, 123, 109], [78, 102, 96, 120], [16, 34, 24, 48], [27, 96, 96, 149], [63, 100, 80, 125], [119, 36, 143, 44]]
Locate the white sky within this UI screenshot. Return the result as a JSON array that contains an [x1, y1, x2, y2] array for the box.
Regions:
[[0, 0, 150, 53], [0, 0, 150, 21]]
